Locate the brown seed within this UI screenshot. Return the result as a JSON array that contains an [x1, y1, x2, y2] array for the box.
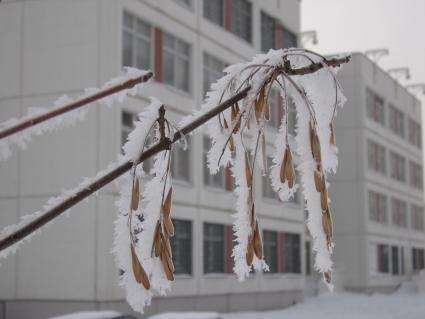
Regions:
[[223, 117, 229, 129], [255, 90, 264, 123], [320, 184, 328, 211], [162, 187, 173, 218], [284, 149, 295, 188], [322, 208, 333, 247], [235, 102, 240, 114], [324, 271, 332, 283], [329, 122, 336, 145], [161, 234, 174, 272], [229, 135, 235, 152], [131, 178, 140, 211], [152, 222, 162, 257], [253, 221, 263, 259], [280, 148, 288, 183], [130, 244, 150, 290], [160, 245, 175, 281], [246, 238, 254, 266], [314, 170, 323, 192], [310, 123, 321, 162], [163, 216, 175, 237], [245, 153, 253, 188], [264, 102, 271, 121]]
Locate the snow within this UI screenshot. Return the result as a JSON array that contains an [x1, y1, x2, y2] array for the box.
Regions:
[[181, 48, 348, 283], [0, 67, 150, 161], [221, 283, 425, 319], [48, 311, 121, 319], [112, 98, 173, 314], [148, 312, 220, 319]]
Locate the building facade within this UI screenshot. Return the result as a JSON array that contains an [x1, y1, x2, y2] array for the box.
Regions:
[[0, 1, 308, 318], [331, 52, 425, 292]]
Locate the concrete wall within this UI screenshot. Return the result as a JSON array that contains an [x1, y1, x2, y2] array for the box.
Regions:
[[331, 53, 425, 291]]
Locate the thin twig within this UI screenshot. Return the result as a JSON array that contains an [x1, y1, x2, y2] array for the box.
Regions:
[[0, 72, 154, 140]]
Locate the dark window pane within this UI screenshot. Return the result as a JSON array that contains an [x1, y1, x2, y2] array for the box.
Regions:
[[261, 12, 275, 52], [282, 28, 297, 48], [203, 0, 224, 26], [231, 0, 252, 42], [378, 244, 389, 273], [171, 219, 192, 274], [263, 230, 278, 273], [284, 233, 301, 273], [391, 246, 399, 275], [204, 223, 225, 273]]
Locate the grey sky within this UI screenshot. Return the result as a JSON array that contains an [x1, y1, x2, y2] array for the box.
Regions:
[[301, 0, 425, 109]]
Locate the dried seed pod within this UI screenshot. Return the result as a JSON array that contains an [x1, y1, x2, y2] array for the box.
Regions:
[[322, 207, 333, 248], [229, 135, 235, 152], [280, 147, 288, 183], [284, 148, 295, 188], [160, 245, 175, 281], [163, 216, 174, 237], [329, 122, 336, 145], [246, 237, 254, 266], [162, 187, 173, 218], [255, 90, 264, 123], [223, 117, 229, 129], [235, 102, 240, 114], [131, 178, 140, 211], [130, 244, 150, 290], [253, 220, 263, 259], [264, 102, 270, 121], [320, 180, 328, 211], [324, 271, 332, 283], [245, 153, 253, 188], [309, 123, 321, 162], [152, 222, 162, 257], [314, 170, 323, 192]]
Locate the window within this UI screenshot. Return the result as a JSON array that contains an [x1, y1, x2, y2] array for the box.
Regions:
[[391, 198, 407, 228], [163, 32, 191, 92], [122, 12, 151, 69], [368, 191, 387, 223], [261, 12, 276, 52], [263, 230, 278, 273], [203, 136, 226, 189], [411, 205, 424, 231], [412, 248, 425, 271], [263, 157, 278, 200], [377, 244, 389, 273], [282, 27, 298, 48], [401, 247, 405, 275], [367, 140, 386, 174], [284, 233, 301, 273], [171, 137, 191, 183], [231, 0, 252, 42], [203, 223, 225, 273], [389, 151, 406, 182], [170, 219, 192, 274], [203, 0, 224, 26], [305, 241, 312, 276], [366, 89, 385, 125], [389, 105, 405, 138], [391, 246, 399, 275], [174, 0, 191, 8], [408, 118, 422, 149], [121, 111, 154, 174], [409, 161, 423, 190], [203, 53, 226, 96]]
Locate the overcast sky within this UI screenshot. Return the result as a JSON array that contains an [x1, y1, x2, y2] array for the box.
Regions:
[[301, 0, 425, 119]]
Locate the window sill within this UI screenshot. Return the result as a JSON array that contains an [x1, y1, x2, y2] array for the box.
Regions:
[[173, 179, 193, 188], [174, 274, 194, 280], [159, 81, 193, 99], [203, 273, 233, 279], [204, 185, 231, 194]]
